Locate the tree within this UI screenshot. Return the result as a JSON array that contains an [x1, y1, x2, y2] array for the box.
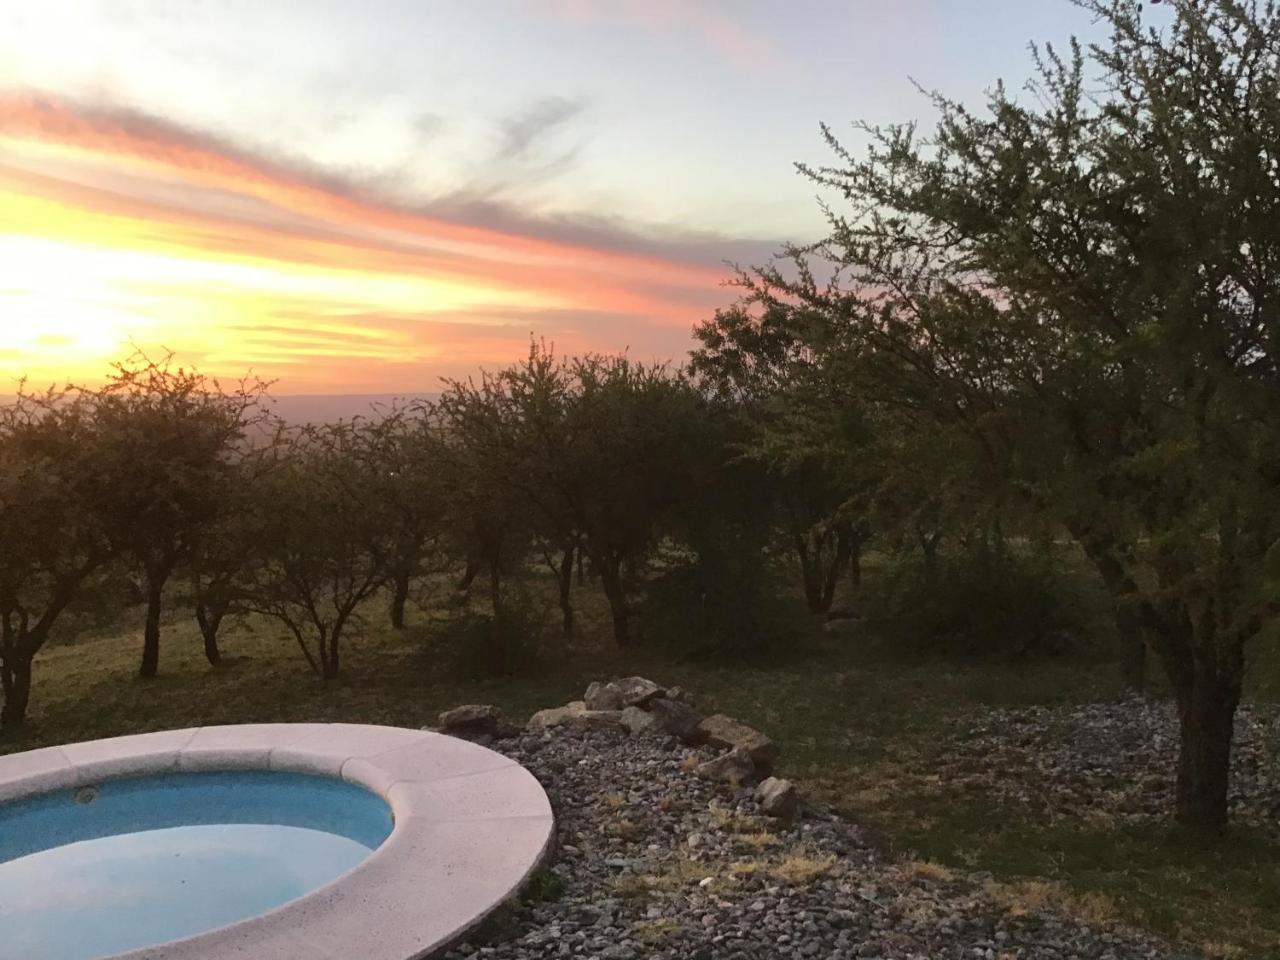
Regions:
[[566, 354, 703, 644], [90, 354, 268, 678], [0, 388, 109, 728], [438, 344, 587, 634], [187, 436, 283, 666], [747, 0, 1280, 830], [248, 422, 393, 679], [692, 303, 875, 614], [439, 344, 701, 645], [360, 408, 449, 631], [432, 386, 538, 621]]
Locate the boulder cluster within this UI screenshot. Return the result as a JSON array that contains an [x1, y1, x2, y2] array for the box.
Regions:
[[437, 677, 799, 821]]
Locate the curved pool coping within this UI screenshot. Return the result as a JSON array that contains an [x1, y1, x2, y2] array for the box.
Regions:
[[0, 723, 555, 960]]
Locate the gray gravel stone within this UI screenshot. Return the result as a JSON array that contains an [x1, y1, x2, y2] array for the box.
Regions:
[[440, 702, 1196, 960], [944, 697, 1280, 835]]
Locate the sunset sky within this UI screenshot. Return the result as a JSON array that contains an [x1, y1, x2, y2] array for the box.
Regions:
[[1, 1, 1114, 393]]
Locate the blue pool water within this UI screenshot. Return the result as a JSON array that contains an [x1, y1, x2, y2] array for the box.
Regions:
[[0, 771, 394, 960]]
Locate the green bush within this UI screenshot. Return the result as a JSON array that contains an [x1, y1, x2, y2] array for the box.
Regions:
[[861, 541, 1107, 660], [639, 533, 807, 660], [428, 585, 553, 677], [523, 867, 568, 903]]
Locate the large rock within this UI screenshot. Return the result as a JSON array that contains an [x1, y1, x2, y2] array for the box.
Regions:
[[698, 714, 777, 774], [620, 705, 657, 736], [695, 747, 755, 786], [613, 676, 665, 707], [649, 696, 704, 742], [755, 776, 798, 821], [527, 701, 584, 728], [438, 704, 506, 738], [665, 685, 695, 706], [584, 681, 624, 711], [528, 701, 624, 732]]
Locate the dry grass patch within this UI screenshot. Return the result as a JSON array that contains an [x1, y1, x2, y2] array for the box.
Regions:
[[708, 800, 767, 835], [606, 818, 643, 841], [733, 830, 781, 853], [631, 918, 682, 944], [612, 874, 654, 899], [614, 855, 716, 898], [898, 859, 956, 883], [772, 851, 837, 885], [1199, 942, 1246, 960], [984, 878, 1118, 928]]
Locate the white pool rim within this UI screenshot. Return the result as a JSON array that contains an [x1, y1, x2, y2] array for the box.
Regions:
[[0, 723, 555, 959]]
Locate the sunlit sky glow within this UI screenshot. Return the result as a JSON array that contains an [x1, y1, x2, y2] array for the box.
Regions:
[[0, 1, 1117, 392]]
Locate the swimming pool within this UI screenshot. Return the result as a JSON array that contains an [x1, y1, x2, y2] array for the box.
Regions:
[[0, 771, 394, 960], [0, 724, 554, 959]]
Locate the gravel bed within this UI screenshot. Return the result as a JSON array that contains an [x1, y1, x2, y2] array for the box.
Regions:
[[943, 698, 1280, 834], [440, 723, 1194, 960]]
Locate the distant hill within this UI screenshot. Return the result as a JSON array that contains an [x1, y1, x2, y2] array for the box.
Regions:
[[265, 394, 438, 425], [0, 393, 438, 426]]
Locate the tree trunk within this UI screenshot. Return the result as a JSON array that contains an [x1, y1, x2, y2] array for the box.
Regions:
[[919, 529, 942, 581], [1117, 607, 1147, 693], [488, 561, 503, 617], [320, 624, 342, 680], [849, 536, 863, 592], [820, 525, 853, 611], [796, 534, 825, 613], [0, 652, 32, 729], [322, 647, 340, 679], [598, 559, 631, 646], [139, 571, 167, 679], [797, 527, 848, 614], [1, 573, 91, 728], [557, 547, 575, 636], [456, 558, 481, 594], [1148, 602, 1244, 833], [1173, 671, 1239, 831], [195, 602, 224, 667], [1070, 525, 1147, 694], [389, 569, 411, 630]]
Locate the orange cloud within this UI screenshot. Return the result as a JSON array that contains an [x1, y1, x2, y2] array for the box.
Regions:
[[0, 93, 738, 392]]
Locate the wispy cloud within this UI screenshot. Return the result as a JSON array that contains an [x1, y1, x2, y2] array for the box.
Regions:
[[0, 91, 755, 391], [529, 0, 790, 74], [497, 95, 585, 160], [412, 112, 448, 142]]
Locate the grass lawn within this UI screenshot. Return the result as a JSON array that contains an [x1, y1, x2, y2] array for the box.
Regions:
[[3, 574, 1278, 958]]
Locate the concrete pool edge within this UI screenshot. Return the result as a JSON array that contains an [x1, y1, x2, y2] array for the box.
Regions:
[[0, 723, 556, 960]]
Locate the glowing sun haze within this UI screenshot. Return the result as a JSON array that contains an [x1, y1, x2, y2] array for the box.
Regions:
[[0, 1, 1102, 393]]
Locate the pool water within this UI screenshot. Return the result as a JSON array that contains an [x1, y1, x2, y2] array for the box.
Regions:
[[0, 770, 394, 960]]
